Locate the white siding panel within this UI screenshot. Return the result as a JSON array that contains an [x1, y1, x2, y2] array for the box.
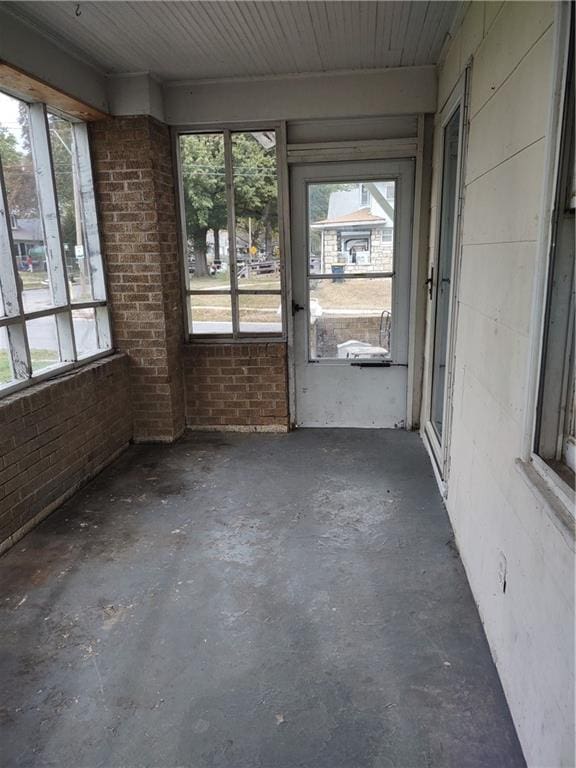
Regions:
[[454, 301, 529, 424], [470, 1, 554, 116], [460, 1, 485, 66], [466, 28, 553, 183], [483, 0, 504, 34], [462, 138, 546, 245], [459, 242, 536, 337], [437, 26, 463, 110]]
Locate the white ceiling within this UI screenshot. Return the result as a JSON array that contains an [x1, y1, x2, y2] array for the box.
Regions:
[[4, 1, 459, 83]]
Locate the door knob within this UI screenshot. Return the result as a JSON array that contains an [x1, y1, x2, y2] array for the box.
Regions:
[[292, 301, 305, 315]]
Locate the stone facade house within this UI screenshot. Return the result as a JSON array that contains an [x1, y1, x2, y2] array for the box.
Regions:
[[310, 182, 394, 274]]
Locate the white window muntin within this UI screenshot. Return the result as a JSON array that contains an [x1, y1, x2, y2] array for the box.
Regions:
[[0, 96, 111, 397]]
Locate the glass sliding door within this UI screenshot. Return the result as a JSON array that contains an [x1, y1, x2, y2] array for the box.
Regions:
[[430, 107, 461, 442]]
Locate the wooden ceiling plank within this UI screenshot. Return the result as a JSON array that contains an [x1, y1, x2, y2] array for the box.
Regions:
[[3, 1, 459, 83], [0, 61, 108, 120]]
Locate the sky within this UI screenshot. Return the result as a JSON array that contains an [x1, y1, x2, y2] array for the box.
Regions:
[[0, 91, 25, 149]]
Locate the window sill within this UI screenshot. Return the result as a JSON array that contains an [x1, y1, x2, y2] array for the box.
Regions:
[[515, 456, 575, 547], [0, 349, 114, 400], [186, 336, 286, 345]]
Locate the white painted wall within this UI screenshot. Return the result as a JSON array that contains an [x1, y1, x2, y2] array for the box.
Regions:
[[164, 66, 437, 125], [107, 74, 165, 122], [424, 3, 575, 766]]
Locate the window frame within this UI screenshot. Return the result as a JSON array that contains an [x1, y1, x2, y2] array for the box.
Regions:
[[534, 15, 575, 496], [521, 1, 575, 517], [0, 94, 112, 398], [174, 123, 287, 342]]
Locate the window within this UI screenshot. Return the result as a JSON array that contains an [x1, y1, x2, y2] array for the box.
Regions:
[[307, 179, 396, 361], [534, 21, 575, 491], [0, 91, 111, 395], [360, 184, 370, 207], [343, 235, 371, 265], [178, 129, 283, 337], [382, 227, 393, 242]]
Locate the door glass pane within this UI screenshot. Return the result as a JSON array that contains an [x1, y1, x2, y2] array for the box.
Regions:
[[26, 315, 60, 373], [190, 294, 232, 335], [179, 134, 230, 289], [0, 92, 52, 313], [232, 132, 280, 291], [430, 107, 461, 440], [48, 113, 93, 303], [308, 277, 392, 360], [238, 293, 282, 334], [308, 181, 395, 276]]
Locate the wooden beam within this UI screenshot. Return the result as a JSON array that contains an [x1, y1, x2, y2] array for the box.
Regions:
[[0, 60, 108, 121]]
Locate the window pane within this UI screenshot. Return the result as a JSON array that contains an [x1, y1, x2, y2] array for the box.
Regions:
[[232, 131, 280, 291], [308, 277, 392, 360], [72, 308, 98, 357], [26, 315, 60, 373], [48, 113, 93, 303], [238, 293, 282, 334], [0, 326, 14, 385], [179, 134, 230, 289], [308, 181, 395, 275], [0, 92, 54, 313], [190, 294, 232, 335]]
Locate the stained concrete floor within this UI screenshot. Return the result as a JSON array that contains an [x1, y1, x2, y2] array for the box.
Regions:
[[0, 430, 525, 768]]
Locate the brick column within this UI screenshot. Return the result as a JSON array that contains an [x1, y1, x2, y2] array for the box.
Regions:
[[89, 117, 185, 442]]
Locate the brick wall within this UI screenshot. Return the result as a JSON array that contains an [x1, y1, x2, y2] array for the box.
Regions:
[[0, 355, 131, 553], [183, 343, 289, 430], [314, 315, 389, 357], [89, 116, 185, 442]]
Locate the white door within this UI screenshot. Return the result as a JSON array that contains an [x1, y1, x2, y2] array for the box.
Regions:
[[423, 71, 468, 477], [290, 159, 414, 427]]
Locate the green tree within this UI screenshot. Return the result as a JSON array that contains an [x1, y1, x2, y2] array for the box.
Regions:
[[0, 126, 20, 168], [0, 121, 37, 218], [180, 135, 227, 277], [308, 183, 351, 256], [232, 133, 278, 261], [180, 133, 278, 277]]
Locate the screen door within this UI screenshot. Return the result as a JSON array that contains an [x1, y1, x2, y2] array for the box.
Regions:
[[290, 159, 414, 427]]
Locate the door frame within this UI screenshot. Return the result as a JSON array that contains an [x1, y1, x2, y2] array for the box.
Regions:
[[422, 68, 471, 486], [289, 157, 415, 428], [285, 131, 429, 428]]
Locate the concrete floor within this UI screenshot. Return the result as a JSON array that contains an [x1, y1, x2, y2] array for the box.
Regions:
[[0, 430, 525, 768]]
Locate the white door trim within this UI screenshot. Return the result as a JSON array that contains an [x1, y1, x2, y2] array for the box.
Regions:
[[422, 66, 471, 481]]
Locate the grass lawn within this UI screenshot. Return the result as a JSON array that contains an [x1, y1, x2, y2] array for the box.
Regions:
[[190, 276, 392, 321], [0, 349, 59, 384]]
